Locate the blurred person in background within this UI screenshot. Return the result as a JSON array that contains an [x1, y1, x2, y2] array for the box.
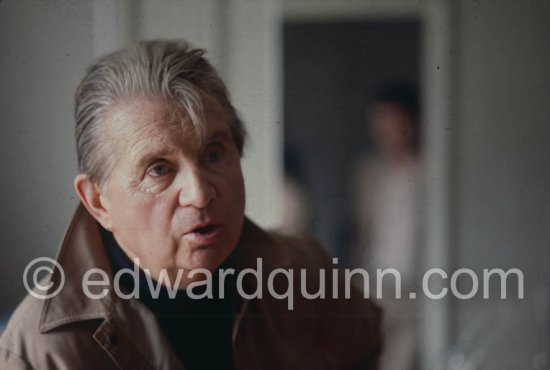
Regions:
[[353, 84, 423, 370]]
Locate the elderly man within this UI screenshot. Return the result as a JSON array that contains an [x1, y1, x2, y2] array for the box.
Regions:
[[0, 40, 381, 369]]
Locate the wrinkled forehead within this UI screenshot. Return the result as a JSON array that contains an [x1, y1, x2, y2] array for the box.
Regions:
[[103, 96, 216, 155]]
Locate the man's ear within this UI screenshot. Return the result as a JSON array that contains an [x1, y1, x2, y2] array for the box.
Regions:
[[74, 174, 113, 231]]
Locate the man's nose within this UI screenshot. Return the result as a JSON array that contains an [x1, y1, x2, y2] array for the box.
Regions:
[[177, 167, 216, 209]]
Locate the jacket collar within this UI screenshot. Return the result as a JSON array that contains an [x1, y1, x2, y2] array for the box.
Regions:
[[39, 204, 114, 333]]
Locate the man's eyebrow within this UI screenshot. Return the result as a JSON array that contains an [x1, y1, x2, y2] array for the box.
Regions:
[[207, 130, 232, 143], [134, 148, 178, 169], [129, 130, 231, 169]]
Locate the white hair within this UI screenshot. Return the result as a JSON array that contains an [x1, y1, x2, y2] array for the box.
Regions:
[[74, 40, 245, 184]]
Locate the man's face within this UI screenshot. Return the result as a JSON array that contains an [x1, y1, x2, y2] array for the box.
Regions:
[[99, 97, 245, 286], [370, 102, 416, 156]]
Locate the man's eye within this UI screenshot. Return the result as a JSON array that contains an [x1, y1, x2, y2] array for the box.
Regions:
[[147, 164, 171, 177], [204, 150, 221, 163]]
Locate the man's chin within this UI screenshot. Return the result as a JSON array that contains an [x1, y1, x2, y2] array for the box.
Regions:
[[177, 248, 229, 273]]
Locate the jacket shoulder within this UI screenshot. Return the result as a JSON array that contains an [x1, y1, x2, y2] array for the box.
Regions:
[[0, 293, 44, 369], [238, 218, 331, 270], [0, 347, 35, 370], [238, 220, 383, 369], [1, 293, 46, 355], [0, 293, 109, 369]]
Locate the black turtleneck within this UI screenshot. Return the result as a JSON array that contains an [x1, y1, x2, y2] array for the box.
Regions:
[[100, 226, 237, 370]]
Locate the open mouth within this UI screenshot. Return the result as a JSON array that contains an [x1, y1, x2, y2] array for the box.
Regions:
[[184, 223, 222, 243], [193, 224, 218, 235]]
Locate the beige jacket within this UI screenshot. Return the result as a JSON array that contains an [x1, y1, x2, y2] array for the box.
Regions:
[[0, 205, 381, 369]]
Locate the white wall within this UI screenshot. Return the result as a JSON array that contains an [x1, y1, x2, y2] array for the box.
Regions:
[[223, 0, 283, 230], [0, 0, 91, 310], [449, 0, 550, 367]]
